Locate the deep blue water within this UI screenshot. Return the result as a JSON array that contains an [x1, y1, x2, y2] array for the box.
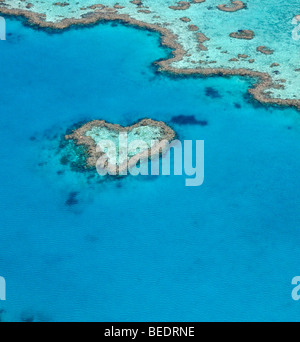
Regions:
[[0, 18, 300, 322]]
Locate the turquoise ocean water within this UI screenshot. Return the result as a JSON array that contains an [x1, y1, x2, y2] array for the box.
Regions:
[[0, 18, 299, 322]]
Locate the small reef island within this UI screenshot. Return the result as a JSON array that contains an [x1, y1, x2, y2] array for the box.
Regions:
[[1, 0, 300, 110], [65, 119, 176, 175]]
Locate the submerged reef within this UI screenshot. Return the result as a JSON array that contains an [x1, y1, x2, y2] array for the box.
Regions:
[[65, 119, 176, 175], [171, 115, 208, 126], [217, 1, 245, 12], [1, 0, 300, 110]]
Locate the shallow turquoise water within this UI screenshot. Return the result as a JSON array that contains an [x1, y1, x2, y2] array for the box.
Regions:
[[0, 18, 299, 322]]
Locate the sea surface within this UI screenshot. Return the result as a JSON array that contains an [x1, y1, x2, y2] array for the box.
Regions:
[[0, 18, 299, 322]]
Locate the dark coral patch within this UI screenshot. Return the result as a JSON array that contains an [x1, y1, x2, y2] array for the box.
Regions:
[[205, 87, 222, 98], [171, 115, 208, 126], [65, 192, 79, 206]]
